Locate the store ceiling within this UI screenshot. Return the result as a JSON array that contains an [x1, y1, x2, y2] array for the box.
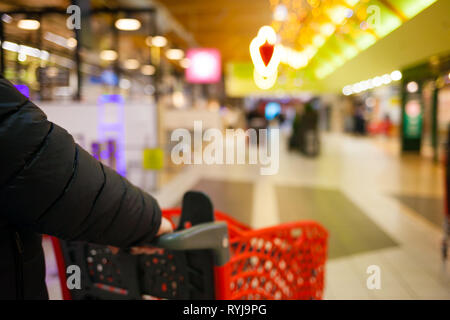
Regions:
[[317, 0, 450, 92], [156, 0, 272, 62], [1, 0, 447, 94], [158, 0, 444, 94]]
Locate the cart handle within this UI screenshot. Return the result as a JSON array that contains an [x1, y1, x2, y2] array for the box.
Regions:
[[151, 222, 230, 266]]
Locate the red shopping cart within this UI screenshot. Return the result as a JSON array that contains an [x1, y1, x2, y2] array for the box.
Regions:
[[51, 191, 328, 300]]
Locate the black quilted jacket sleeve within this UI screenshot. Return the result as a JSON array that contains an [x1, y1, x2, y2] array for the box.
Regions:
[[0, 76, 161, 247]]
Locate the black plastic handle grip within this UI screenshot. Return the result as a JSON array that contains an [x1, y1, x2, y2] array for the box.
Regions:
[[151, 222, 230, 266]]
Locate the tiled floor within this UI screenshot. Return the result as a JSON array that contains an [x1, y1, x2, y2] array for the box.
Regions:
[[152, 133, 450, 300], [393, 194, 444, 228], [275, 185, 398, 259], [189, 179, 254, 225], [45, 133, 450, 299]]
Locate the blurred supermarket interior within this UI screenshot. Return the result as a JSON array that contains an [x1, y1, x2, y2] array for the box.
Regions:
[[1, 0, 449, 299]]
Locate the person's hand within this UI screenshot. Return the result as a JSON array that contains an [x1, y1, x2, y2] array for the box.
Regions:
[[130, 216, 174, 255], [108, 217, 174, 255], [156, 216, 174, 236]]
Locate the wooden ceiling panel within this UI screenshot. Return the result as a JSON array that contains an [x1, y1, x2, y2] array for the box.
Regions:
[[157, 0, 272, 62]]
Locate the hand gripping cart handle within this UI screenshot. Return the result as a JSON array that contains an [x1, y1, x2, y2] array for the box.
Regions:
[[153, 222, 230, 267], [51, 191, 328, 300], [151, 221, 232, 300]]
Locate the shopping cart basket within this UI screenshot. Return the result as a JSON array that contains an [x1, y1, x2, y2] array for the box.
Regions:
[[51, 191, 328, 300]]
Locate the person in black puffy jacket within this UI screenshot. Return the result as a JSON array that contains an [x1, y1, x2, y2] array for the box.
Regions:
[[0, 75, 172, 299]]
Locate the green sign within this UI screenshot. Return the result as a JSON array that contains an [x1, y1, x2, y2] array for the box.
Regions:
[[403, 99, 423, 139]]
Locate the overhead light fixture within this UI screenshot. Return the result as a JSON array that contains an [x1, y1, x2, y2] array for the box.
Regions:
[[320, 23, 335, 36], [313, 34, 326, 47], [342, 86, 352, 96], [115, 18, 141, 31], [141, 64, 155, 75], [1, 14, 12, 23], [342, 70, 402, 95], [406, 81, 418, 93], [172, 91, 186, 109], [253, 69, 277, 90], [123, 59, 140, 70], [373, 76, 383, 87], [151, 36, 167, 47], [381, 74, 392, 85], [67, 37, 77, 49], [249, 26, 281, 78], [180, 58, 190, 69], [390, 70, 402, 81], [18, 53, 26, 62], [166, 49, 184, 60], [119, 78, 131, 89], [273, 4, 288, 21], [304, 46, 318, 60], [2, 41, 19, 52], [100, 50, 118, 61], [327, 5, 348, 25], [44, 32, 77, 50], [278, 46, 307, 69], [18, 19, 40, 30]]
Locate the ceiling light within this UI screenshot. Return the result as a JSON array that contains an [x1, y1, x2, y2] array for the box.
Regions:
[[343, 69, 405, 96], [345, 9, 354, 18], [320, 23, 335, 36], [343, 0, 360, 6], [40, 50, 49, 61], [254, 69, 277, 90], [100, 50, 118, 61], [328, 6, 348, 25], [151, 36, 167, 47], [390, 70, 402, 81], [123, 59, 140, 70], [141, 64, 155, 75], [166, 49, 184, 60], [342, 85, 352, 96], [44, 32, 77, 50], [373, 76, 383, 87], [67, 37, 77, 48], [180, 58, 190, 69], [119, 78, 131, 89], [313, 35, 326, 47], [115, 18, 141, 31], [18, 19, 40, 30], [273, 4, 288, 21], [1, 14, 12, 23], [381, 74, 392, 84], [2, 41, 19, 52], [249, 26, 281, 77], [304, 46, 318, 60], [352, 83, 362, 93], [18, 53, 26, 62], [406, 81, 418, 93]]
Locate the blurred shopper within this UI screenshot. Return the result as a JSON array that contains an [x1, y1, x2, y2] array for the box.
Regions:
[[382, 114, 393, 136], [289, 102, 320, 156], [247, 106, 268, 145], [353, 104, 367, 135], [0, 76, 172, 299], [289, 103, 303, 151]]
